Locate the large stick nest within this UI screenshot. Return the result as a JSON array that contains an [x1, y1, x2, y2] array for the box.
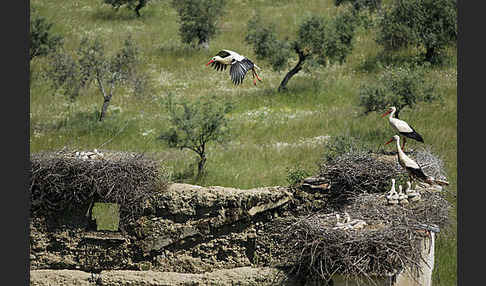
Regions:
[[318, 147, 449, 205], [318, 150, 405, 206], [29, 149, 170, 226], [269, 190, 451, 283]]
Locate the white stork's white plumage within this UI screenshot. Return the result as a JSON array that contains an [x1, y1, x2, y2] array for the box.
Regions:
[[386, 178, 399, 202], [405, 181, 412, 194], [389, 178, 396, 193], [382, 106, 424, 150], [405, 180, 421, 201], [385, 135, 449, 186], [206, 50, 262, 86], [397, 185, 409, 204]]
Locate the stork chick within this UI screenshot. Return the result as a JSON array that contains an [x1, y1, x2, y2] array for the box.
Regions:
[[398, 185, 409, 205], [405, 181, 421, 202], [386, 178, 399, 205]]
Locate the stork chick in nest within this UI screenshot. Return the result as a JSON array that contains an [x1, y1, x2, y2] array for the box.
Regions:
[[386, 178, 399, 205], [405, 181, 421, 202], [334, 212, 367, 230], [398, 185, 409, 205]]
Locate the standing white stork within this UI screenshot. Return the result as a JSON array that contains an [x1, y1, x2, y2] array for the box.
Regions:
[[206, 50, 262, 86], [385, 135, 449, 186], [382, 106, 424, 150]]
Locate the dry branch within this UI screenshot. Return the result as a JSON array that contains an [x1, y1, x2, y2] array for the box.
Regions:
[[29, 149, 170, 226], [269, 190, 450, 282]]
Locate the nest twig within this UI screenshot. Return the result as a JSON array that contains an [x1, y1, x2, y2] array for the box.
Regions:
[[269, 190, 451, 283], [29, 149, 170, 226], [318, 147, 450, 206], [410, 146, 448, 181], [318, 150, 405, 206]]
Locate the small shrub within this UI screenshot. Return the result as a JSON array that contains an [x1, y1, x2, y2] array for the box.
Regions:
[[358, 65, 439, 115], [158, 93, 233, 179], [286, 165, 310, 186], [321, 135, 370, 162]]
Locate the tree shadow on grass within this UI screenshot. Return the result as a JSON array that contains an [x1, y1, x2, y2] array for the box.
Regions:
[[357, 50, 426, 73], [90, 6, 156, 22], [246, 76, 323, 100], [157, 42, 210, 59], [54, 109, 133, 138]]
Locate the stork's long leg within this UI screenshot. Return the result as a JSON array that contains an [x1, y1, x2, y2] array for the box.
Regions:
[[253, 68, 262, 82], [251, 70, 256, 85]]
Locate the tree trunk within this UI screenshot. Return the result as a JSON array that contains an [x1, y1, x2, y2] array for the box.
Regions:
[[425, 46, 435, 63], [134, 0, 146, 17], [99, 95, 112, 121], [196, 153, 207, 179], [198, 38, 209, 50], [278, 48, 307, 92]]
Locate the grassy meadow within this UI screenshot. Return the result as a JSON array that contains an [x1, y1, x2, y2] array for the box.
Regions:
[[29, 0, 457, 284]]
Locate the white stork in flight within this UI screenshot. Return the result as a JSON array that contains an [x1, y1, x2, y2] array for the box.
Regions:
[[385, 135, 449, 186], [382, 106, 424, 150], [206, 50, 262, 86]]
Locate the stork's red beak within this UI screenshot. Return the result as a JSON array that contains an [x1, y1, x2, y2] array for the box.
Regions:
[[206, 59, 214, 66], [381, 110, 391, 118], [385, 138, 394, 145]]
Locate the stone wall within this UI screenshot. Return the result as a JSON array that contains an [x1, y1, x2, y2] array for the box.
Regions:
[[30, 182, 439, 285]]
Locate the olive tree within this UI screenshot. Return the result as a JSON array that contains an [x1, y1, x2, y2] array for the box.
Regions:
[[46, 36, 146, 121], [171, 0, 226, 49], [158, 94, 233, 179], [103, 0, 150, 17], [45, 52, 81, 101], [245, 9, 357, 92], [376, 0, 457, 64]]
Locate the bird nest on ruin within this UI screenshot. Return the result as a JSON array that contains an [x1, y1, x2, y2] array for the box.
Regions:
[[409, 146, 449, 183], [29, 149, 171, 226], [317, 145, 449, 206], [268, 189, 451, 284]]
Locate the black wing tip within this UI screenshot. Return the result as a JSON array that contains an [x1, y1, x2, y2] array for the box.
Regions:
[[210, 62, 228, 72], [401, 131, 424, 143], [409, 167, 429, 181]]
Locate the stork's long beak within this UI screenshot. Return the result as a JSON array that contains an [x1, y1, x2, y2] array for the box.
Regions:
[[385, 138, 394, 145], [206, 59, 214, 66], [381, 110, 391, 118]]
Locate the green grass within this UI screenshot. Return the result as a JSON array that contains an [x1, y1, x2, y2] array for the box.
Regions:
[[30, 0, 457, 284]]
